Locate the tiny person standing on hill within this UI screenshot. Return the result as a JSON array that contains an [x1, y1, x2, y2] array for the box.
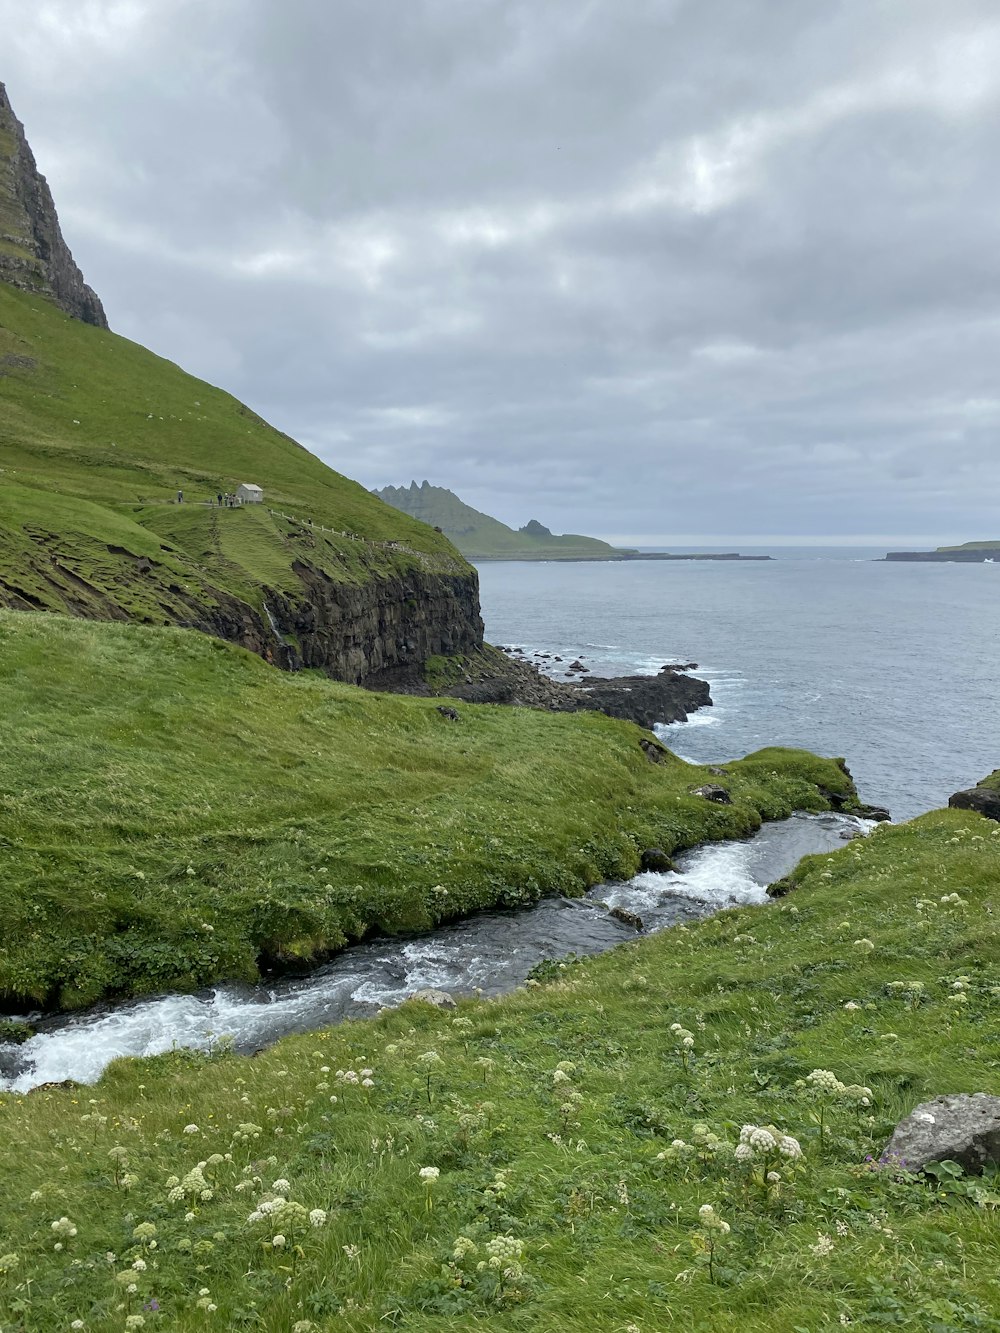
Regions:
[[216, 492, 222, 507], [177, 489, 183, 504]]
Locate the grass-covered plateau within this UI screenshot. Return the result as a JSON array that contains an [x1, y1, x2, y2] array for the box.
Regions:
[[0, 609, 857, 1011]]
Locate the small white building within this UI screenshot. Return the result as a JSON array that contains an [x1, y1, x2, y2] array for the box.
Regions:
[[236, 483, 263, 504]]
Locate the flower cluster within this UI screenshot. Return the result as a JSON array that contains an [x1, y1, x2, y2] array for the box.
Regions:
[[697, 1202, 730, 1234], [195, 1285, 217, 1311], [734, 1124, 802, 1161], [452, 1234, 478, 1262], [166, 1164, 212, 1205], [886, 979, 925, 1008], [690, 1203, 730, 1283], [232, 1122, 263, 1146], [804, 1069, 873, 1107], [50, 1216, 77, 1239], [243, 1171, 329, 1243], [670, 1021, 696, 1069], [658, 1122, 728, 1168], [334, 1067, 375, 1088], [481, 1233, 525, 1280]]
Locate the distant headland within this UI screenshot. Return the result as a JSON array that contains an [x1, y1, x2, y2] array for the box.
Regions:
[[883, 541, 1000, 563], [374, 481, 772, 561]]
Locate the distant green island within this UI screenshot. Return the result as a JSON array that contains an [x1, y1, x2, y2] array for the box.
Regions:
[[884, 541, 1000, 563], [374, 481, 771, 561]]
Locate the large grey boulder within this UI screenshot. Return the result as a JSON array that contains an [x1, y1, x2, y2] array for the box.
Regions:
[[408, 988, 457, 1009], [884, 1094, 1000, 1173]]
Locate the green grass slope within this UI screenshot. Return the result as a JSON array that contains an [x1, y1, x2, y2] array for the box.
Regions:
[[0, 801, 999, 1330], [0, 610, 857, 1010], [375, 481, 633, 560], [0, 284, 467, 634]]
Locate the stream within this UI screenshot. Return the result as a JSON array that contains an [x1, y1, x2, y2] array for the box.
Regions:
[[0, 811, 867, 1093]]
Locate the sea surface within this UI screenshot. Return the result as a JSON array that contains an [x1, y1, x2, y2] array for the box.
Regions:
[[477, 547, 1000, 822]]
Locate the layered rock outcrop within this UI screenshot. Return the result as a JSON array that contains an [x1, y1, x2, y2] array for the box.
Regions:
[[269, 563, 484, 685], [0, 82, 108, 327]]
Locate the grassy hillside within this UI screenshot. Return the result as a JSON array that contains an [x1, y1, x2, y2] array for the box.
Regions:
[[0, 284, 467, 641], [375, 481, 633, 560], [0, 800, 998, 1330], [0, 610, 858, 1011]]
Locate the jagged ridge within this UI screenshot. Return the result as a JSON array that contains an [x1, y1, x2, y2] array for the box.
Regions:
[[375, 479, 633, 559], [0, 82, 107, 328]]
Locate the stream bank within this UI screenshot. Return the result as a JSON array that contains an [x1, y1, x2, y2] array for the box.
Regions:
[[0, 811, 868, 1093]]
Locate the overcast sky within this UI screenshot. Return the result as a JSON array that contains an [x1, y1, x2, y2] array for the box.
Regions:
[[4, 0, 1000, 544]]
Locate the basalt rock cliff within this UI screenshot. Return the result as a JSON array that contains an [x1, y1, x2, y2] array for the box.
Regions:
[[0, 82, 107, 328]]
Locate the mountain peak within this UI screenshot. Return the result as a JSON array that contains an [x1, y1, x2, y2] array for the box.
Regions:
[[0, 81, 107, 328]]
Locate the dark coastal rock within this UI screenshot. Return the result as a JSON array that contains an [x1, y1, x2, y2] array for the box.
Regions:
[[639, 738, 667, 764], [436, 705, 460, 721], [609, 906, 645, 931], [884, 1094, 1000, 1173], [437, 649, 713, 728], [818, 785, 850, 810], [949, 785, 1000, 822], [858, 804, 892, 822], [576, 668, 711, 727], [639, 848, 674, 873], [692, 784, 732, 804]]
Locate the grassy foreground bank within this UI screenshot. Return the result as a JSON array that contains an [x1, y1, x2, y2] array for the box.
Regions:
[[0, 806, 999, 1330], [0, 611, 858, 1010]]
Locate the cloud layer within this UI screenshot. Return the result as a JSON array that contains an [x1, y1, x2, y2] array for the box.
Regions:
[[4, 0, 1000, 542]]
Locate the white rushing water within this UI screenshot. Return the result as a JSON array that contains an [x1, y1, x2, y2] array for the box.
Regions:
[[0, 812, 868, 1093]]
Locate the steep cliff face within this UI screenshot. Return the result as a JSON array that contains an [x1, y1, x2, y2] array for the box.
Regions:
[[0, 82, 108, 327], [272, 563, 483, 684]]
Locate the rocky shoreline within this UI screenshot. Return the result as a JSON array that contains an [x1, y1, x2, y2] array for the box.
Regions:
[[408, 643, 712, 728]]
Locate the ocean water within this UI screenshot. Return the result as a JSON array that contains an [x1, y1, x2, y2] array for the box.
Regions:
[[476, 549, 1000, 822]]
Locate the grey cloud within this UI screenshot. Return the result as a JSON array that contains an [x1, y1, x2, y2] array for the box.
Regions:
[[3, 0, 1000, 541]]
